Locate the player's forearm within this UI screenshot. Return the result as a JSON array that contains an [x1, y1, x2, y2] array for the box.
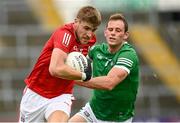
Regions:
[[75, 76, 114, 90], [75, 80, 103, 89], [49, 65, 82, 80]]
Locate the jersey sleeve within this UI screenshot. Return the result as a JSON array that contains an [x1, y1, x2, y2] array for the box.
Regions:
[[114, 50, 138, 74], [52, 29, 73, 53]]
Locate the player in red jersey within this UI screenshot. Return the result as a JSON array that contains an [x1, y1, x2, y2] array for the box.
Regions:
[[19, 6, 101, 123]]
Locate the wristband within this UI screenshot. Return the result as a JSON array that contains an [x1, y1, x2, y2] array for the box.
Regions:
[[81, 72, 86, 81]]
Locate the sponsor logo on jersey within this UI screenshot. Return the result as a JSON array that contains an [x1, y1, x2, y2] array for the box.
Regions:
[[73, 46, 83, 53]]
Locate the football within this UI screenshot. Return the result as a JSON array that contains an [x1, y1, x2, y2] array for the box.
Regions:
[[66, 52, 87, 72]]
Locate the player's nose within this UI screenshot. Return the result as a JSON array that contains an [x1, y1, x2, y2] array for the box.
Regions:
[[86, 31, 92, 38]]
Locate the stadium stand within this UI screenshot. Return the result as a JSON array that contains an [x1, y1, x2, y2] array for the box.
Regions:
[[130, 24, 180, 101], [0, 0, 50, 121], [26, 0, 64, 31]]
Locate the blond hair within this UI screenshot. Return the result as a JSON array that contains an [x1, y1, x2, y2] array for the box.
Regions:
[[76, 6, 102, 27]]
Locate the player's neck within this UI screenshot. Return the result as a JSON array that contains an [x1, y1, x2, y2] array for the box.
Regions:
[[108, 41, 124, 54]]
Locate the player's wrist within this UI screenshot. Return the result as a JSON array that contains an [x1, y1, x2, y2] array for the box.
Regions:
[[81, 72, 87, 81]]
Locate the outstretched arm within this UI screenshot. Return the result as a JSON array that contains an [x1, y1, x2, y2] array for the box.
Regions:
[[75, 67, 128, 90]]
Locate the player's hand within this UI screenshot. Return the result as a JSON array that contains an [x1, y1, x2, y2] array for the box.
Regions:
[[82, 58, 92, 81]]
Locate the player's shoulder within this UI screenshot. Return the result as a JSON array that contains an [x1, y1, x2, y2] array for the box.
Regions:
[[96, 43, 108, 49], [62, 23, 74, 31], [90, 42, 107, 51], [52, 23, 75, 42], [55, 23, 74, 35], [122, 42, 137, 53], [120, 42, 139, 61]]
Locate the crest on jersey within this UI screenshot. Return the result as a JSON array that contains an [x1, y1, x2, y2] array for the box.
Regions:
[[97, 53, 103, 60]]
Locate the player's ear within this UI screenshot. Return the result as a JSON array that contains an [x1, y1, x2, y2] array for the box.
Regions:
[[74, 18, 78, 23], [123, 31, 129, 40], [104, 28, 107, 37], [74, 18, 79, 29], [75, 18, 80, 23]]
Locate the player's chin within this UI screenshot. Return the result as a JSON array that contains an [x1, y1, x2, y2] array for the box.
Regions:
[[108, 41, 115, 45], [108, 42, 117, 47], [80, 39, 89, 44]]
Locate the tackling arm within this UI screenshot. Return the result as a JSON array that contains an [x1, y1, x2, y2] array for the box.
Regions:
[[75, 67, 128, 90]]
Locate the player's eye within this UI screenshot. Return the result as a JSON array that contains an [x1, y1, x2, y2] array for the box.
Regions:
[[108, 28, 113, 31], [84, 26, 90, 30], [116, 29, 121, 32]]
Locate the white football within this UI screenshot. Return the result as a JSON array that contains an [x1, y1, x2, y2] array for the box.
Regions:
[[66, 52, 87, 72]]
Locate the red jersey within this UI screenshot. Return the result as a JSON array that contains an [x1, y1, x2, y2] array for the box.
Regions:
[[25, 23, 96, 98]]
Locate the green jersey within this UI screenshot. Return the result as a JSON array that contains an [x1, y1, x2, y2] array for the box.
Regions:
[[88, 42, 139, 122]]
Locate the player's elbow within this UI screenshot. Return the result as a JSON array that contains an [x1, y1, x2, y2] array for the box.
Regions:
[[106, 84, 115, 91], [49, 67, 57, 77], [105, 79, 117, 90], [103, 86, 113, 91], [101, 85, 114, 91], [49, 66, 63, 77], [101, 83, 115, 90]]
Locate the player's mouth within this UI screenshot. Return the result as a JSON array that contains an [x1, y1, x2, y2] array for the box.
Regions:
[[109, 37, 116, 41], [82, 37, 90, 41], [80, 38, 89, 44], [83, 36, 90, 40]]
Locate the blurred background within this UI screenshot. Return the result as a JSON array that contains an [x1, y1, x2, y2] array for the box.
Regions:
[[0, 0, 179, 122]]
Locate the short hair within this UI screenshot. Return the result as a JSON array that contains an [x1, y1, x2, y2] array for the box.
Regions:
[[76, 6, 102, 27], [108, 13, 128, 32]]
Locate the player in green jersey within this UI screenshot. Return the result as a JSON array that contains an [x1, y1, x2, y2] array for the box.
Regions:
[[69, 13, 139, 122]]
